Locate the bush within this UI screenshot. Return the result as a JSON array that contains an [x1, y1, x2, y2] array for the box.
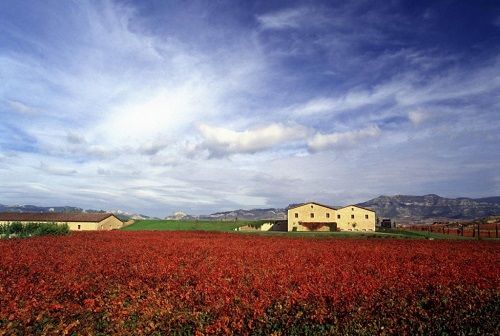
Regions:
[[9, 222, 24, 234], [24, 222, 41, 233], [34, 223, 69, 236], [0, 222, 69, 238]]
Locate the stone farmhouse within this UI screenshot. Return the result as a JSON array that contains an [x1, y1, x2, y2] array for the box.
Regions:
[[0, 213, 123, 231], [287, 202, 375, 232]]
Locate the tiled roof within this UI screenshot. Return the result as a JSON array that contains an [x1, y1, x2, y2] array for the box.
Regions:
[[0, 212, 118, 223], [288, 202, 339, 211], [338, 205, 376, 212]]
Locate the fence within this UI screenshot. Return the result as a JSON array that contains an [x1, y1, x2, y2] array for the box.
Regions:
[[401, 223, 499, 238]]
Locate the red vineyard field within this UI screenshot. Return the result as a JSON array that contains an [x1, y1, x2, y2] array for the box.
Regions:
[[0, 232, 499, 335]]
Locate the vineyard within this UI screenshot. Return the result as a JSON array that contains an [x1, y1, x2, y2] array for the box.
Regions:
[[0, 232, 498, 335], [401, 223, 500, 238]]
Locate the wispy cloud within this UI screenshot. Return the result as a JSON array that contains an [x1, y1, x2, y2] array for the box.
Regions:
[[308, 125, 381, 152], [256, 7, 321, 30], [408, 110, 429, 126], [0, 1, 498, 215], [7, 100, 37, 115], [39, 162, 77, 176], [290, 81, 399, 116], [66, 132, 86, 145]]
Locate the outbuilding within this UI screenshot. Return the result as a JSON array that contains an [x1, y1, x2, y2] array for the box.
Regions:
[[0, 212, 123, 231]]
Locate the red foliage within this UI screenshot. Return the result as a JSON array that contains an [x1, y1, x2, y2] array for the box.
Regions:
[[0, 232, 498, 335]]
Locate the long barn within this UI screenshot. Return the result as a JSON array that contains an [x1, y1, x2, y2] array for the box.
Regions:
[[0, 213, 123, 231]]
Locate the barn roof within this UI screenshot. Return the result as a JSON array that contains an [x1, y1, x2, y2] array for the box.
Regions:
[[288, 202, 339, 211], [338, 205, 376, 212], [287, 202, 376, 212], [0, 212, 119, 223]]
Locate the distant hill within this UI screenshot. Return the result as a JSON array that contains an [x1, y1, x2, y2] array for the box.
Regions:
[[0, 204, 154, 221], [193, 194, 500, 222], [3, 194, 500, 223], [199, 208, 287, 221], [474, 196, 500, 205], [0, 204, 84, 213], [358, 194, 500, 222]]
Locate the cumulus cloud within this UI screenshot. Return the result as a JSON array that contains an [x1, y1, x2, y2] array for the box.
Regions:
[[308, 125, 381, 152], [137, 138, 170, 156], [197, 123, 309, 157]]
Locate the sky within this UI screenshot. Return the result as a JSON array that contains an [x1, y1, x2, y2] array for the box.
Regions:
[[1, 0, 500, 217]]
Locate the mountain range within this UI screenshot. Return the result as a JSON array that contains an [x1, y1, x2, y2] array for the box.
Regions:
[[168, 194, 500, 223], [358, 194, 500, 223], [2, 194, 500, 223], [0, 204, 154, 221]]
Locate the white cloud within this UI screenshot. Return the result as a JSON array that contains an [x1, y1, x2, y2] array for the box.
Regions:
[[137, 138, 170, 156], [291, 81, 403, 116], [1, 1, 499, 216], [197, 123, 309, 157], [7, 100, 36, 115], [291, 97, 337, 116], [308, 125, 381, 152], [39, 162, 78, 176], [408, 110, 428, 125], [256, 7, 311, 30], [66, 132, 86, 145]]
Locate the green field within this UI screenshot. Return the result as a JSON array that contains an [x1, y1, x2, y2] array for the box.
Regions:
[[122, 220, 474, 239], [121, 219, 264, 232]]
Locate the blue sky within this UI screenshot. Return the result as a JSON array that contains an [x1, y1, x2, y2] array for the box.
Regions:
[[1, 0, 499, 217]]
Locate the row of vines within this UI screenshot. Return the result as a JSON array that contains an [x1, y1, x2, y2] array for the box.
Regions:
[[0, 232, 498, 335]]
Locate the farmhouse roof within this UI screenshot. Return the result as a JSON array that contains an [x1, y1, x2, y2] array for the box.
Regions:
[[339, 205, 376, 213], [0, 212, 119, 223], [288, 202, 339, 211]]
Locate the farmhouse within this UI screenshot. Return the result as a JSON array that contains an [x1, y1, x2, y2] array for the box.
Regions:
[[287, 202, 375, 232], [0, 212, 123, 231]]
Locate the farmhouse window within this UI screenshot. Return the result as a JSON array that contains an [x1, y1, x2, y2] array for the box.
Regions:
[[352, 207, 354, 211], [365, 214, 369, 219], [351, 214, 355, 219], [337, 214, 341, 219], [78, 225, 81, 230], [295, 213, 298, 218], [326, 213, 330, 218], [310, 213, 314, 218]]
